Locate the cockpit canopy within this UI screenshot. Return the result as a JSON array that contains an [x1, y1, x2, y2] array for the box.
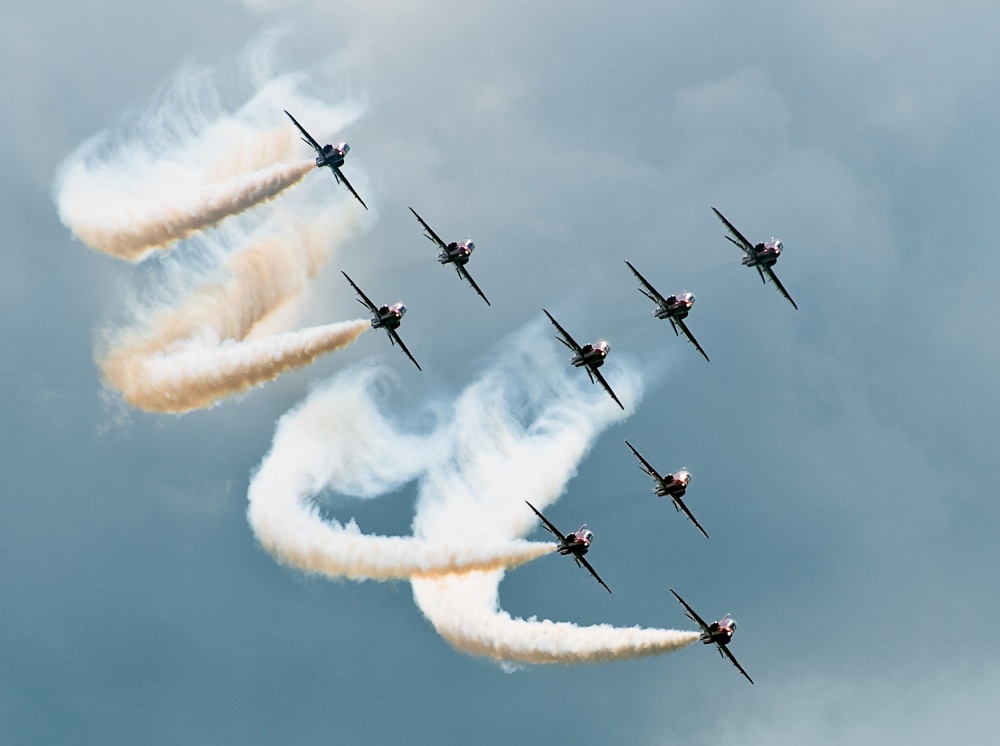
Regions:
[[392, 303, 406, 317], [461, 239, 475, 252], [676, 469, 691, 484], [593, 339, 610, 354], [579, 529, 594, 544], [336, 141, 350, 155]]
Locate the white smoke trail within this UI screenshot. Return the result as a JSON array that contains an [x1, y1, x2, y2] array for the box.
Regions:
[[57, 156, 315, 261], [98, 199, 372, 413], [56, 41, 376, 412], [412, 573, 699, 663], [248, 364, 556, 578], [54, 59, 366, 262], [248, 324, 701, 663], [104, 318, 370, 414]]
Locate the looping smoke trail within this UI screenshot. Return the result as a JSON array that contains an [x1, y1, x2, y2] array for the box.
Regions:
[[412, 572, 700, 663], [57, 45, 375, 412], [248, 325, 702, 664], [58, 155, 315, 261], [103, 318, 371, 414], [53, 60, 366, 262], [248, 364, 556, 578], [98, 201, 372, 413]]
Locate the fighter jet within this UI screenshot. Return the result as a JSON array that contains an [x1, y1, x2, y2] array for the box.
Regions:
[[526, 501, 611, 593], [341, 271, 421, 370], [284, 110, 368, 210], [670, 589, 753, 684], [712, 207, 797, 309], [543, 309, 624, 410], [625, 440, 708, 539], [625, 260, 709, 362], [409, 207, 490, 306]]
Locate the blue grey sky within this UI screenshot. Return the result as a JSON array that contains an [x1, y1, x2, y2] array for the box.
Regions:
[[2, 0, 999, 743]]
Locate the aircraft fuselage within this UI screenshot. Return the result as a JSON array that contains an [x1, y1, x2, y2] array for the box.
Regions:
[[742, 240, 782, 268], [701, 617, 736, 646], [571, 341, 609, 369], [371, 303, 406, 331], [438, 239, 474, 266], [654, 292, 695, 320], [316, 142, 349, 170], [558, 527, 593, 557], [655, 472, 690, 498]]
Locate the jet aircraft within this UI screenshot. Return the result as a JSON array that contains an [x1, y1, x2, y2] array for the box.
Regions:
[[284, 110, 368, 210], [542, 309, 624, 410], [625, 260, 709, 362], [526, 501, 611, 593], [625, 440, 708, 539], [409, 207, 490, 306], [670, 589, 753, 684], [711, 207, 797, 309], [341, 271, 421, 370]]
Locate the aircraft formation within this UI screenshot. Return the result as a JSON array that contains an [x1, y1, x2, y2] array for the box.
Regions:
[[283, 110, 801, 685]]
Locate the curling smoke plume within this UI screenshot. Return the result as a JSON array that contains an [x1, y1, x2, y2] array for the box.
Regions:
[[54, 62, 366, 262], [56, 45, 375, 412], [58, 156, 315, 262], [98, 202, 371, 413], [248, 326, 701, 663]]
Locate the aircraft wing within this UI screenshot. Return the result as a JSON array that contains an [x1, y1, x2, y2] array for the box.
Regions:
[[542, 309, 584, 355], [669, 589, 712, 635], [762, 265, 798, 310], [387, 328, 422, 371], [718, 643, 754, 684], [711, 207, 756, 258], [284, 110, 324, 154], [525, 501, 569, 544], [625, 440, 665, 482], [576, 554, 612, 594], [590, 365, 625, 411], [671, 493, 710, 539], [456, 264, 491, 306], [673, 316, 711, 362], [408, 207, 447, 249], [624, 260, 670, 306], [332, 167, 368, 210], [341, 271, 378, 314]]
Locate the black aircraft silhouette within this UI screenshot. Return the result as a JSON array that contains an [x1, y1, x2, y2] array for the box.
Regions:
[[409, 207, 490, 306], [526, 501, 611, 593], [712, 207, 796, 309], [625, 441, 708, 538], [671, 589, 753, 684], [625, 260, 709, 362], [285, 110, 368, 210], [342, 271, 420, 370], [543, 310, 624, 410]]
